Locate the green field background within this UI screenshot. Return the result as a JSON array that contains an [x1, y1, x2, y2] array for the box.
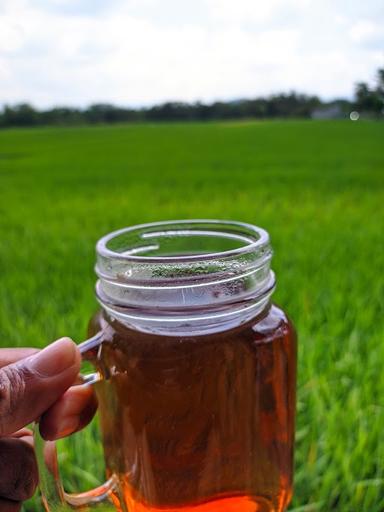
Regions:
[[0, 120, 383, 511]]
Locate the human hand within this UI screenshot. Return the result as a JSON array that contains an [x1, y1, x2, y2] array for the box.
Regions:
[[0, 338, 97, 511]]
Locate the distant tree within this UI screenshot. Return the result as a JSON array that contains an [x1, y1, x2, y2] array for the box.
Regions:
[[355, 82, 374, 111], [40, 107, 83, 125], [84, 103, 142, 123], [0, 103, 39, 127], [376, 68, 384, 109], [354, 69, 384, 115], [377, 68, 384, 89], [146, 102, 200, 122]]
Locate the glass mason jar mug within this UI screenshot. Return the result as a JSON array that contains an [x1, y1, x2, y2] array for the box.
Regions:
[[35, 220, 297, 512]]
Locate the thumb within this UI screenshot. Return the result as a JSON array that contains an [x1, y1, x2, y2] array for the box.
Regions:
[[0, 338, 81, 437]]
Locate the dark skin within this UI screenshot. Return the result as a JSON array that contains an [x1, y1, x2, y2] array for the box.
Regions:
[[0, 339, 97, 511]]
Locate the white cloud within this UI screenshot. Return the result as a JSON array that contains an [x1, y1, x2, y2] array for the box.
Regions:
[[0, 0, 382, 108], [349, 19, 384, 50], [350, 21, 376, 42], [0, 20, 24, 53], [206, 0, 312, 25]]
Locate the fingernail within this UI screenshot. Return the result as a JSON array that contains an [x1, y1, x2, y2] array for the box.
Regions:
[[53, 416, 79, 440], [28, 338, 78, 377]]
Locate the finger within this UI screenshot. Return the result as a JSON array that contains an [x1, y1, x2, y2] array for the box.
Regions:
[[11, 428, 33, 439], [5, 431, 57, 484], [0, 499, 21, 512], [40, 385, 98, 440], [0, 338, 81, 436], [0, 437, 38, 501], [0, 349, 39, 369], [19, 434, 34, 449]]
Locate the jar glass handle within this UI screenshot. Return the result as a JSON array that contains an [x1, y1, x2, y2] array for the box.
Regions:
[[34, 332, 118, 511]]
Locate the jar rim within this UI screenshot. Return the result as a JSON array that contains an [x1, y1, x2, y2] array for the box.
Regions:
[[96, 219, 270, 263]]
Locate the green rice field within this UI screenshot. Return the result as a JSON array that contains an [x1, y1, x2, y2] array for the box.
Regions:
[[0, 120, 383, 511]]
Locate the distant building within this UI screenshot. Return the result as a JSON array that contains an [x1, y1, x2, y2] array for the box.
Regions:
[[311, 104, 345, 120]]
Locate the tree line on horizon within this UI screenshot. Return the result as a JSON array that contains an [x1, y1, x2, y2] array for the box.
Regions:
[[1, 69, 383, 128]]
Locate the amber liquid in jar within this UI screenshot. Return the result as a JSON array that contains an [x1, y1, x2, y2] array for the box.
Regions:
[[88, 303, 296, 512]]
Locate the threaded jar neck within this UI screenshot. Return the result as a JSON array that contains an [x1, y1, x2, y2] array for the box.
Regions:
[[95, 220, 275, 334]]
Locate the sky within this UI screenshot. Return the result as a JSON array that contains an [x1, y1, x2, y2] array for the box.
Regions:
[[0, 0, 383, 108]]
